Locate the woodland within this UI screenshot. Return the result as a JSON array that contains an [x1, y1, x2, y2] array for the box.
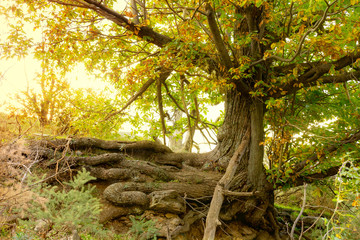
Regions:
[[0, 0, 360, 239]]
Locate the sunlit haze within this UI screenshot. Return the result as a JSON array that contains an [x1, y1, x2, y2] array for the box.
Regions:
[[0, 0, 128, 111]]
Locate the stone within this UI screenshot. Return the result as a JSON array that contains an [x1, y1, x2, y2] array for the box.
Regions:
[[148, 190, 185, 214], [34, 219, 51, 234], [141, 211, 183, 238]]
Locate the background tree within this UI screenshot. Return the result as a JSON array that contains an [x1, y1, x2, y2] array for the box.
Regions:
[[13, 67, 69, 127], [1, 0, 360, 239]]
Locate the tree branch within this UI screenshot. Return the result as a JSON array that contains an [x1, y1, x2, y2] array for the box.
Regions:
[[205, 2, 233, 70], [49, 0, 221, 80], [319, 70, 360, 84], [271, 51, 360, 98], [203, 126, 251, 240], [77, 0, 172, 47], [157, 78, 167, 145], [285, 130, 360, 187], [180, 75, 195, 152], [130, 0, 140, 24], [286, 2, 294, 37], [291, 159, 360, 187], [164, 0, 186, 21], [161, 79, 218, 130], [290, 183, 307, 240], [104, 68, 172, 120], [250, 0, 338, 67]]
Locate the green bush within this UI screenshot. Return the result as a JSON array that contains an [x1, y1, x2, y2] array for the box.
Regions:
[[128, 216, 159, 240], [321, 162, 360, 240], [18, 168, 108, 239]]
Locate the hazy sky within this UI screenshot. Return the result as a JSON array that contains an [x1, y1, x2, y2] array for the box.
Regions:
[[0, 1, 128, 111]]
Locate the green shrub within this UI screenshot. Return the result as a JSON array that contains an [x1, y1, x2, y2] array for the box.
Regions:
[[18, 168, 108, 238], [128, 216, 158, 240], [321, 162, 360, 240]]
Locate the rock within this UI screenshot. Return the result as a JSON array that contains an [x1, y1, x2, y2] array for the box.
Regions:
[[104, 190, 149, 207], [75, 150, 82, 156], [226, 221, 257, 240], [142, 211, 183, 238], [59, 229, 81, 240], [256, 230, 275, 240], [34, 219, 51, 234], [148, 190, 185, 214]]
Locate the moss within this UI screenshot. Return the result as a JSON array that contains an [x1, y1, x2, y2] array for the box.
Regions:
[[275, 203, 332, 218]]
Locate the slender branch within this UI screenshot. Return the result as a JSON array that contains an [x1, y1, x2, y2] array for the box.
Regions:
[[290, 184, 307, 240], [130, 0, 140, 24], [49, 0, 85, 8], [180, 75, 194, 152], [302, 209, 325, 235], [286, 2, 294, 37], [250, 0, 338, 67], [205, 2, 233, 70], [292, 129, 360, 174], [322, 161, 349, 240], [105, 68, 172, 120], [189, 0, 206, 20], [161, 80, 218, 129], [78, 0, 172, 47], [164, 0, 186, 21], [191, 97, 201, 150], [157, 78, 167, 145], [162, 81, 187, 113], [222, 190, 260, 197]]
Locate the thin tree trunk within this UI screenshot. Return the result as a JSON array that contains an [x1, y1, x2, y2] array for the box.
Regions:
[[248, 99, 267, 189]]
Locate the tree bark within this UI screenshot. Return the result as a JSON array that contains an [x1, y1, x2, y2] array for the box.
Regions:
[[248, 99, 268, 189], [203, 126, 250, 240], [207, 88, 251, 169], [205, 87, 275, 236]]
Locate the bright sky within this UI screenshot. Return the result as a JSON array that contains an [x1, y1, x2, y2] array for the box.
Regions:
[[0, 57, 108, 112], [0, 0, 128, 111]]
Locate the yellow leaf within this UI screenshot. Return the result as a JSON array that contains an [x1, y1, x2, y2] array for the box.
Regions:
[[293, 67, 298, 76]]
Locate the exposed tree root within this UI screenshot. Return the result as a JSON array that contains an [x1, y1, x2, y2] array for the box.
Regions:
[[3, 137, 284, 239]]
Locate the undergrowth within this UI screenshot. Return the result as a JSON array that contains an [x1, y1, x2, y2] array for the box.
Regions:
[[15, 168, 109, 239]]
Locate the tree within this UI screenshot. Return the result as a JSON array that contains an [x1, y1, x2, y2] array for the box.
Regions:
[[13, 67, 70, 127], [1, 0, 360, 239]]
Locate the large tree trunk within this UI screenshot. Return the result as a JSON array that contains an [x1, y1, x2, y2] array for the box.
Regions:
[[208, 88, 269, 189], [204, 87, 276, 239], [203, 4, 276, 236], [207, 88, 251, 168]]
